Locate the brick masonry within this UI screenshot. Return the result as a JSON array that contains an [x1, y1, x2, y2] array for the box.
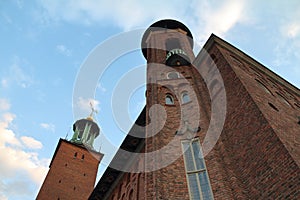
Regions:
[[93, 31, 300, 199], [37, 139, 102, 200]]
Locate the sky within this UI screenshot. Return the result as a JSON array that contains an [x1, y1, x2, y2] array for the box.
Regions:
[[0, 0, 300, 199]]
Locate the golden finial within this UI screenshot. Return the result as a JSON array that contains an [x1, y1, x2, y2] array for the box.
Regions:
[[87, 102, 98, 121]]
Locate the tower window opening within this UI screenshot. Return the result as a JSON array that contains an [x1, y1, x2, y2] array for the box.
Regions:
[[165, 94, 175, 105], [181, 92, 191, 104], [81, 154, 85, 160], [167, 72, 180, 79], [73, 186, 76, 191], [74, 152, 77, 158]]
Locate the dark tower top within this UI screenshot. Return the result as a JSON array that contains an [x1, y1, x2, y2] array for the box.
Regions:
[[141, 19, 193, 60], [141, 19, 194, 67]]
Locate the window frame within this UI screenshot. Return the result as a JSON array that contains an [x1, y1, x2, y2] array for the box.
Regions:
[[181, 138, 214, 200], [165, 94, 175, 105], [167, 71, 180, 79]]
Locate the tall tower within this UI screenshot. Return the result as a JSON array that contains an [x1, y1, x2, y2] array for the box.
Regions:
[[37, 114, 103, 200], [142, 19, 214, 199]]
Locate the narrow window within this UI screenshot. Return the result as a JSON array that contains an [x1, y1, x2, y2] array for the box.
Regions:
[[81, 154, 85, 160], [268, 102, 279, 111], [181, 139, 214, 200], [74, 152, 77, 158], [181, 92, 191, 104], [165, 94, 174, 105]]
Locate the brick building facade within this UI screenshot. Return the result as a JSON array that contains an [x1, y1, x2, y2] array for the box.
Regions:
[[89, 20, 300, 199]]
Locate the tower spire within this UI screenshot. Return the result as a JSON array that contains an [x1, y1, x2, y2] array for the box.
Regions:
[[87, 101, 98, 121], [70, 101, 100, 150]]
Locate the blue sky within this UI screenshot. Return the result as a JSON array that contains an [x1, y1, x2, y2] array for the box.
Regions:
[[0, 0, 300, 199]]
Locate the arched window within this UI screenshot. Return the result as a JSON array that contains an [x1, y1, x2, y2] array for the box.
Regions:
[[181, 92, 191, 104], [167, 72, 180, 79], [74, 152, 77, 158], [165, 94, 174, 105]]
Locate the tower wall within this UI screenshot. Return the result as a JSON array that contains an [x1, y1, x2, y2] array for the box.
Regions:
[[37, 139, 102, 200]]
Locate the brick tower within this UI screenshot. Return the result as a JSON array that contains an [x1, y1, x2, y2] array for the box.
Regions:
[[90, 19, 300, 199], [37, 114, 103, 200], [141, 19, 215, 199]]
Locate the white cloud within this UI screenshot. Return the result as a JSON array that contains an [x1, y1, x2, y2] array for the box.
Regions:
[[11, 59, 34, 88], [0, 109, 49, 198], [40, 123, 55, 132], [285, 23, 300, 38], [0, 99, 10, 111], [1, 78, 8, 88], [38, 0, 169, 29], [56, 44, 72, 56], [75, 97, 100, 118], [21, 136, 43, 149], [38, 0, 249, 38], [187, 0, 249, 42], [97, 83, 107, 93], [2, 56, 34, 89]]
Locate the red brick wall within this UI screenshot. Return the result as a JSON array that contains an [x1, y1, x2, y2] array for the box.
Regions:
[[37, 139, 102, 200], [202, 43, 300, 199], [103, 34, 300, 200]]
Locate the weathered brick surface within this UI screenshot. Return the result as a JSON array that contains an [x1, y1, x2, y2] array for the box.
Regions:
[[37, 139, 102, 200]]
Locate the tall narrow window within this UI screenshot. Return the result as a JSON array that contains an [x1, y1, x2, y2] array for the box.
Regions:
[[165, 94, 174, 105], [181, 138, 214, 200]]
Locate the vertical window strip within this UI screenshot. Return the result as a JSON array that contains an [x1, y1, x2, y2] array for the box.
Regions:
[[181, 139, 214, 200]]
